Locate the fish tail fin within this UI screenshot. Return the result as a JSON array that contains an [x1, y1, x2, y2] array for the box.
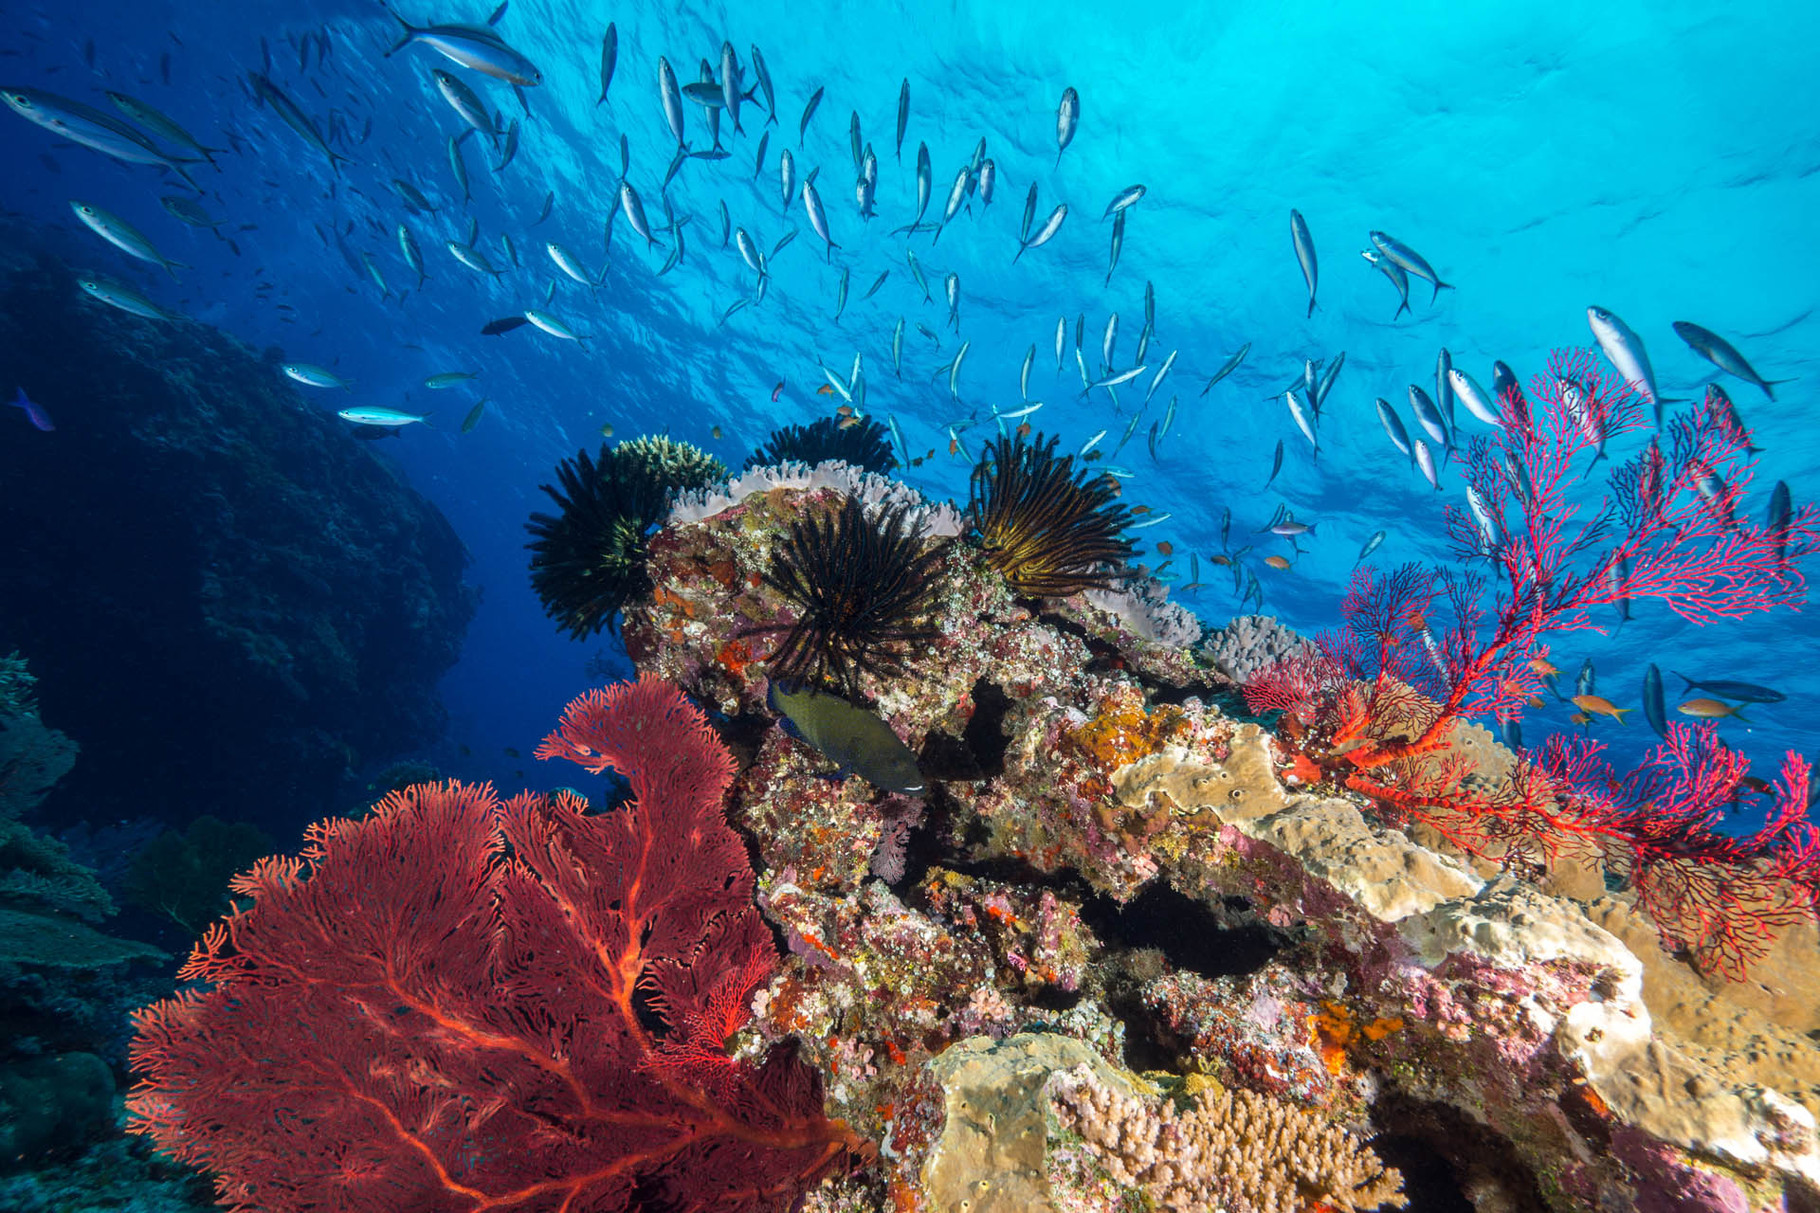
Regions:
[[1431, 279, 1455, 302], [1731, 706, 1751, 724], [1762, 377, 1794, 399], [1673, 671, 1694, 693], [1394, 298, 1410, 321], [1011, 242, 1025, 264], [384, 11, 419, 57], [1306, 298, 1316, 319], [163, 258, 190, 280], [1659, 395, 1689, 405]]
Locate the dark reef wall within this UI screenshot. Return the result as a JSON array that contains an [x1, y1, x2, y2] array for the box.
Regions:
[[0, 224, 475, 826]]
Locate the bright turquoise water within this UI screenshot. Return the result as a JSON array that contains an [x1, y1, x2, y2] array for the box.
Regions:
[[4, 0, 1815, 811]]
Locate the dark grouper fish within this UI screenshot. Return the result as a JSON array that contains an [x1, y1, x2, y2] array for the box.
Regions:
[[769, 683, 926, 794]]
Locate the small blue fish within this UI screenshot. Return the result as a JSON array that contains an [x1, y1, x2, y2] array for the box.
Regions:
[[8, 387, 53, 431]]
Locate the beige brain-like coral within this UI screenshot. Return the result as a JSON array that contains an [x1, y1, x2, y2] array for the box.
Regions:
[[1049, 1064, 1406, 1213]]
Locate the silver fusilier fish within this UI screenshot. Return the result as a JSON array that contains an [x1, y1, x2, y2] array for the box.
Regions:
[[1315, 351, 1345, 411], [753, 130, 769, 179], [619, 180, 655, 246], [657, 57, 686, 148], [1201, 343, 1249, 395], [735, 228, 761, 273], [548, 242, 594, 287], [1105, 209, 1126, 286], [106, 91, 222, 164], [397, 223, 426, 287], [1146, 351, 1178, 406], [1021, 182, 1038, 243], [4, 86, 201, 186], [1015, 204, 1066, 262], [446, 240, 498, 275], [905, 248, 930, 302], [1284, 390, 1318, 456], [433, 69, 497, 145], [1407, 384, 1449, 447], [1286, 209, 1322, 320], [1055, 86, 1079, 165], [1672, 321, 1788, 400], [1376, 398, 1412, 462], [798, 85, 823, 147], [1448, 367, 1501, 427], [750, 44, 777, 125], [1436, 348, 1455, 430], [525, 308, 590, 343], [1361, 248, 1410, 320], [597, 24, 617, 105], [70, 201, 187, 277], [1642, 665, 1667, 738], [803, 180, 837, 260], [892, 317, 905, 379], [944, 271, 959, 331], [1588, 305, 1681, 426], [932, 165, 968, 244], [76, 274, 177, 321], [283, 363, 350, 389], [780, 147, 796, 208], [896, 78, 909, 162], [1369, 230, 1453, 302], [385, 15, 542, 85], [1103, 184, 1145, 220], [1414, 438, 1440, 489], [1767, 480, 1792, 567], [1054, 316, 1066, 372], [1356, 530, 1387, 564], [247, 71, 350, 173], [1102, 313, 1119, 369], [448, 133, 470, 203], [720, 42, 744, 134]]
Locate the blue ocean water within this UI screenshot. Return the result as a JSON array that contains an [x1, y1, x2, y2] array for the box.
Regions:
[[2, 0, 1816, 812]]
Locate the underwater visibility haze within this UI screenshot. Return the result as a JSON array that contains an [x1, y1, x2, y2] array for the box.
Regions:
[[1, 0, 1818, 1209]]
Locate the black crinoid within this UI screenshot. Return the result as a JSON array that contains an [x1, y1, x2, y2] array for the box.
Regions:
[[967, 431, 1135, 597], [757, 494, 948, 695], [526, 437, 726, 639], [745, 416, 898, 475]]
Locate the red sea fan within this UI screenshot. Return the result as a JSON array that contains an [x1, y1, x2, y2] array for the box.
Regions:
[[127, 676, 860, 1213]]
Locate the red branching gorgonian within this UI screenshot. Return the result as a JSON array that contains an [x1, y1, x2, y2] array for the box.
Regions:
[[1244, 348, 1819, 979], [127, 676, 862, 1212]]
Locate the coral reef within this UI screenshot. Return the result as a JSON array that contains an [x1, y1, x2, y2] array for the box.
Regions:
[[756, 495, 950, 694], [121, 815, 274, 935], [748, 416, 898, 475], [526, 438, 726, 638], [968, 431, 1135, 596], [1200, 613, 1311, 684], [0, 225, 475, 825], [127, 679, 861, 1212]]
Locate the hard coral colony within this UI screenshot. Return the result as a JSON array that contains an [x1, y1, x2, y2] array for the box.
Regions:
[[124, 393, 1820, 1213]]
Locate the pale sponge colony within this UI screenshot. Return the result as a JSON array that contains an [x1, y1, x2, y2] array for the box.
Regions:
[[1047, 1062, 1407, 1213]]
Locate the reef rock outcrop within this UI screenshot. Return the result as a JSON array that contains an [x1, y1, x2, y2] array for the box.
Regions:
[[628, 469, 1820, 1213], [0, 223, 475, 824]]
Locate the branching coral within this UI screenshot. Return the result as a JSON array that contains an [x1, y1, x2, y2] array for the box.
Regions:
[[526, 439, 726, 638], [1049, 1065, 1405, 1213], [1244, 348, 1819, 979], [755, 494, 949, 695], [968, 432, 1134, 597], [747, 417, 898, 475]]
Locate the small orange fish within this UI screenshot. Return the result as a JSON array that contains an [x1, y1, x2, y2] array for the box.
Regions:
[[948, 436, 959, 455], [1208, 555, 1231, 567], [1264, 555, 1292, 570], [1101, 475, 1122, 495], [838, 415, 861, 429], [1525, 695, 1546, 709], [816, 384, 834, 396], [836, 403, 853, 416], [1156, 541, 1174, 556], [1408, 612, 1427, 631], [1569, 712, 1591, 725], [1571, 694, 1632, 724], [710, 425, 723, 439], [1677, 697, 1750, 722], [1530, 658, 1559, 677], [1132, 505, 1152, 516], [1016, 421, 1031, 438]]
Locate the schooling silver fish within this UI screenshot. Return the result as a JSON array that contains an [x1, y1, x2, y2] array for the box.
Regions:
[[803, 181, 837, 260], [1055, 86, 1079, 165], [1407, 384, 1449, 447], [1201, 343, 1249, 396], [5, 86, 200, 186], [1360, 248, 1409, 320], [1369, 230, 1453, 302], [1290, 209, 1317, 318], [1588, 305, 1681, 426], [1672, 321, 1789, 400], [385, 16, 542, 86], [896, 78, 910, 162], [1376, 397, 1412, 462], [1642, 665, 1667, 737], [657, 56, 686, 148], [433, 69, 496, 145], [71, 201, 187, 277], [619, 180, 656, 246], [1015, 204, 1066, 263]]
